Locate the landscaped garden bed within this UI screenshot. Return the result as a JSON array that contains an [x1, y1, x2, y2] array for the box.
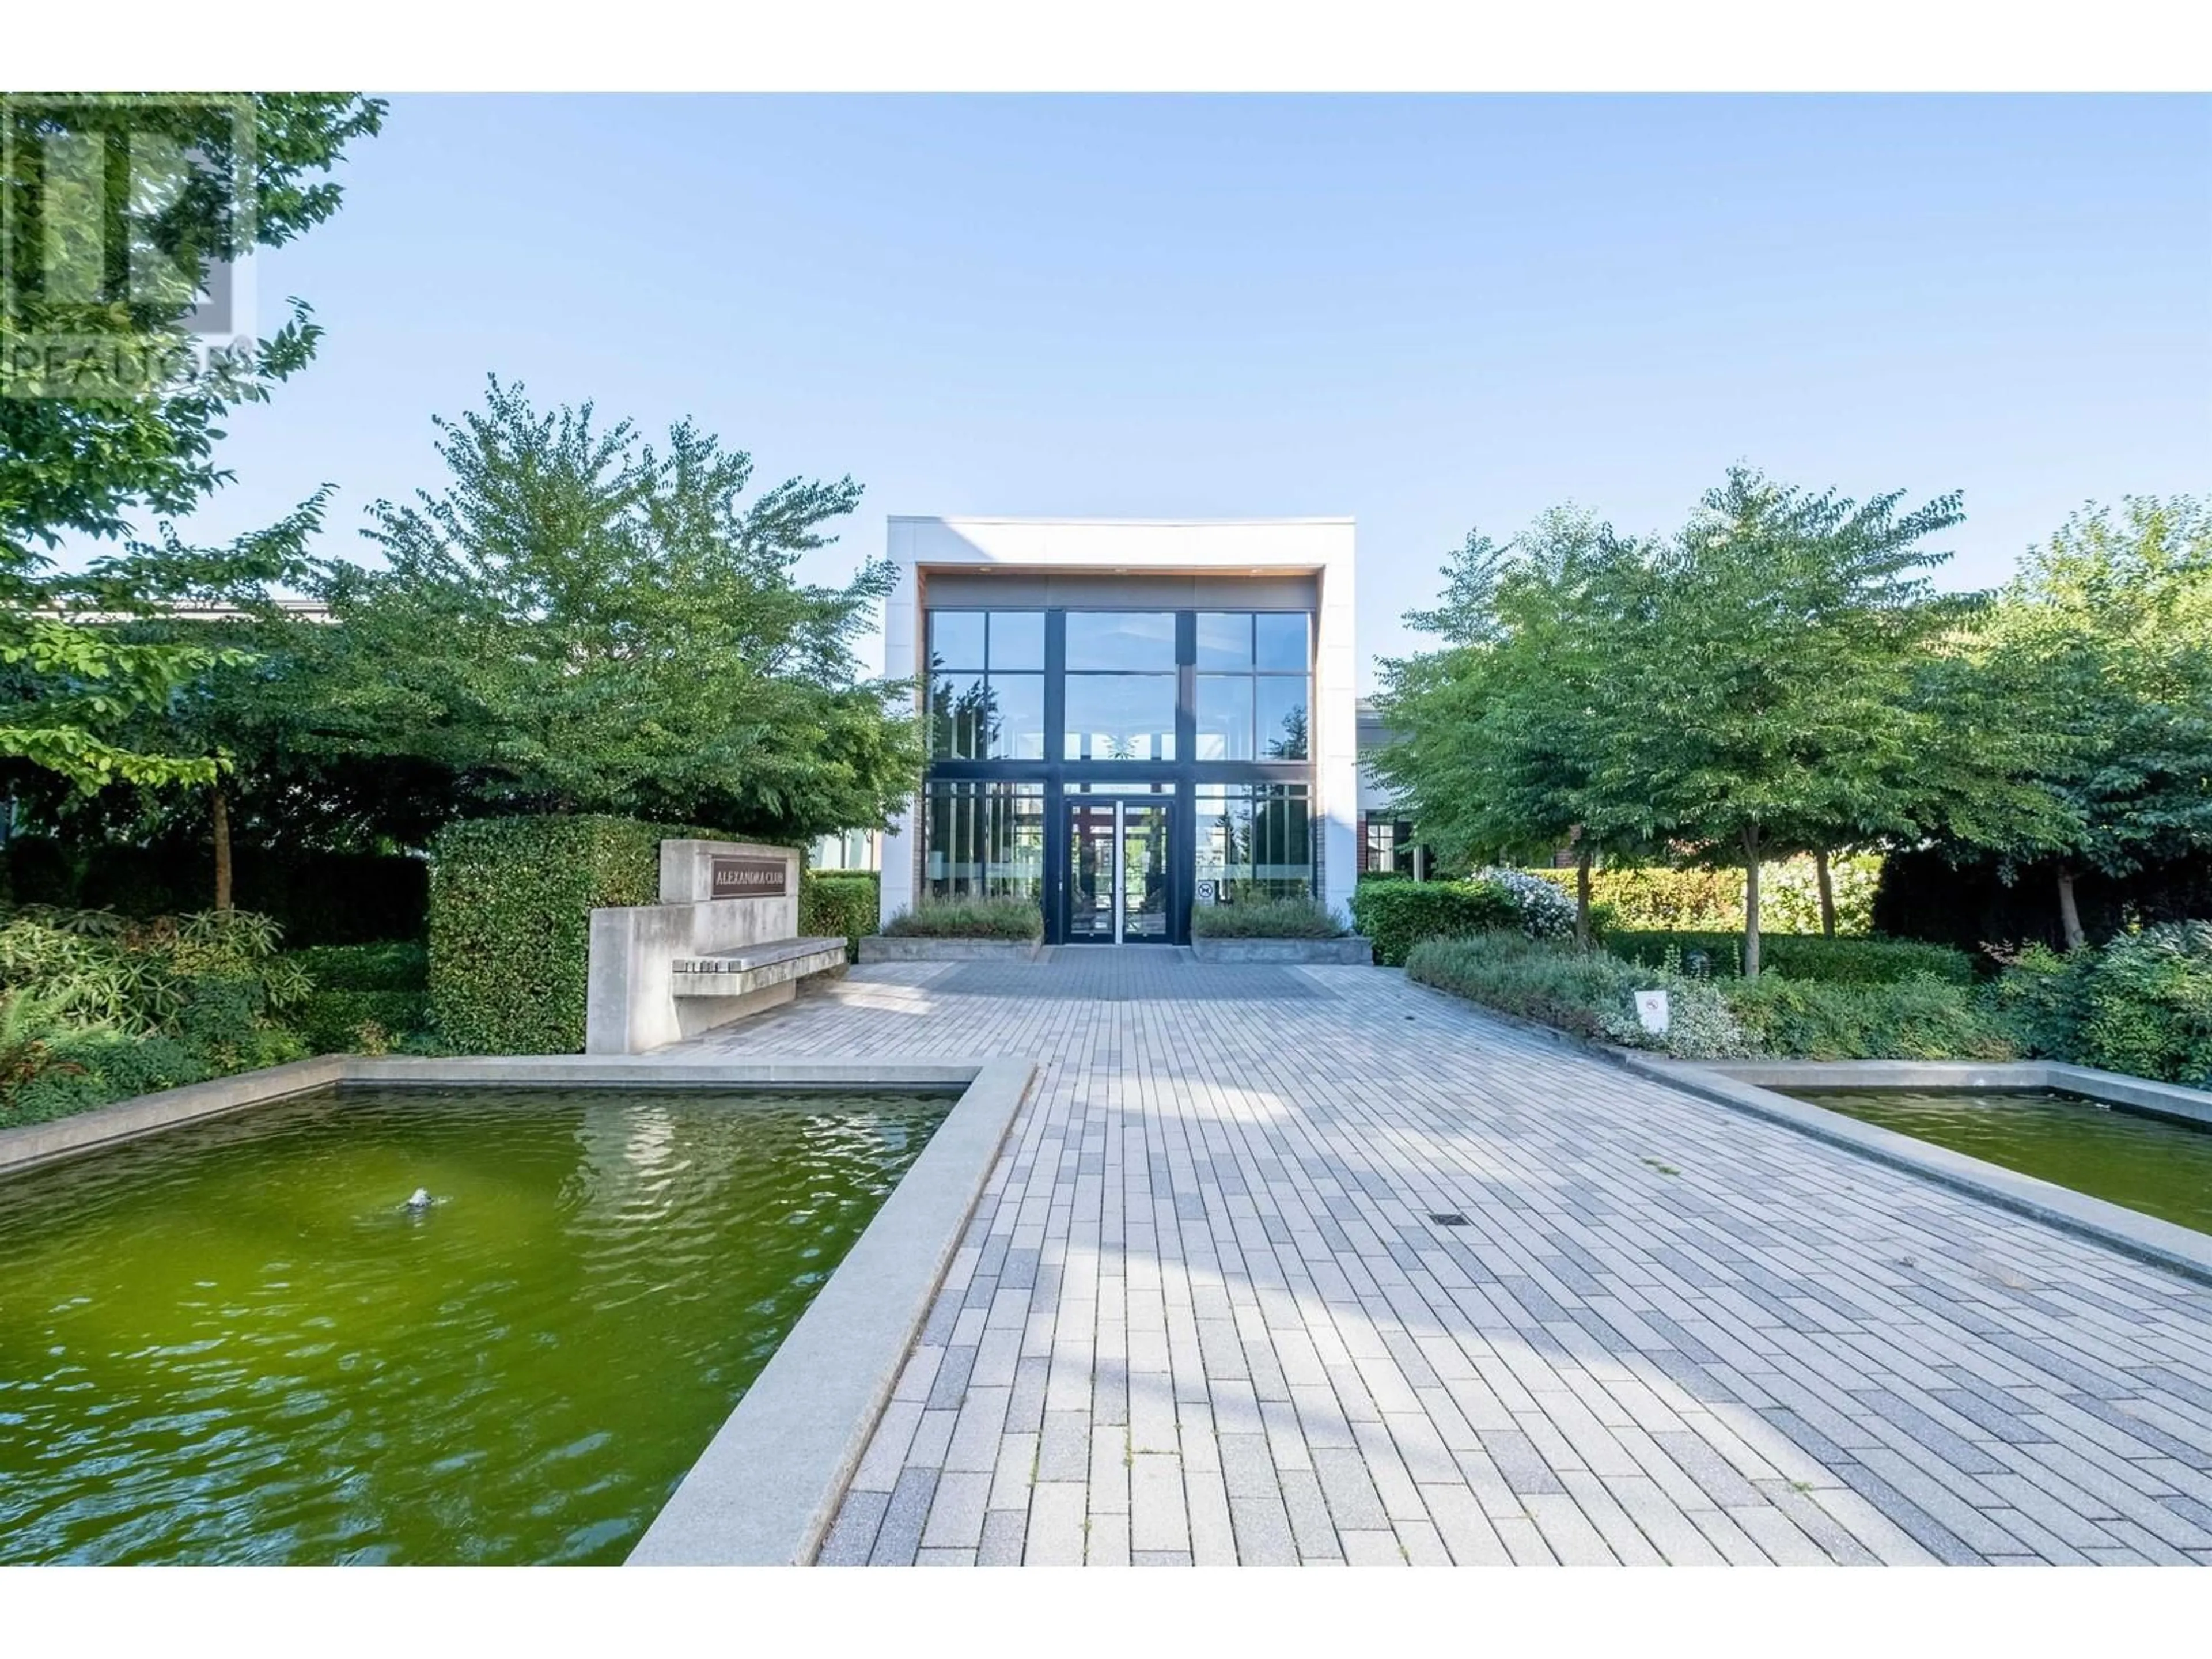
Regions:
[[1188, 895, 1370, 962], [857, 897, 1044, 961], [1402, 921, 2212, 1085], [0, 906, 434, 1130]]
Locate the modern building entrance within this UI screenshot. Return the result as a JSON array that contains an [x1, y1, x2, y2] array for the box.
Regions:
[[1066, 796, 1171, 944], [878, 518, 1359, 948]]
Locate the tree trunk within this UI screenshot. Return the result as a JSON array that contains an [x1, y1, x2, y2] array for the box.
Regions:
[[1575, 847, 1593, 949], [211, 783, 234, 913], [2055, 865, 2086, 951], [1741, 825, 1763, 978], [1815, 847, 1837, 938]]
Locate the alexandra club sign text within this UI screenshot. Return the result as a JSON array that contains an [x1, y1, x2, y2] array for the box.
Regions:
[[710, 855, 789, 899]]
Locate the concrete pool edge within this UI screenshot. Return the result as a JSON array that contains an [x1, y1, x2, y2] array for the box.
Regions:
[[0, 1055, 350, 1175], [0, 1054, 993, 1178], [625, 1055, 1034, 1566], [1622, 1055, 2212, 1287], [0, 1049, 1037, 1565]]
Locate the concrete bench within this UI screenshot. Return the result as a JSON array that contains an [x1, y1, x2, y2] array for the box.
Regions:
[[671, 936, 849, 996]]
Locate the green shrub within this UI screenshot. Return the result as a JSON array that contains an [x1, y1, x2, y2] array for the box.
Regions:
[[5, 1030, 212, 1124], [293, 990, 429, 1054], [1191, 896, 1347, 938], [0, 908, 320, 1124], [278, 941, 431, 1056], [1349, 881, 1519, 966], [1405, 934, 1752, 1059], [1524, 855, 1881, 934], [429, 815, 730, 1055], [1601, 931, 1974, 986], [289, 941, 428, 992], [1988, 941, 2085, 1058], [2069, 922, 2212, 1088], [0, 907, 309, 1035], [801, 871, 880, 961], [881, 898, 1042, 940], [1721, 975, 2018, 1062]]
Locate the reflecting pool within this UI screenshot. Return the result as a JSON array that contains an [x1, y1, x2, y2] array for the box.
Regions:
[[0, 1086, 947, 1564], [1791, 1088, 2212, 1237]]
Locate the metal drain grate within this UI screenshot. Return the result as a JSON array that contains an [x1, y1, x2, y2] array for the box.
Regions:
[[1427, 1211, 1470, 1227]]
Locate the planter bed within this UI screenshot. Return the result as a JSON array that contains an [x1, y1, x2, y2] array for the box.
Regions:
[[1190, 935, 1373, 965], [855, 935, 1043, 964]]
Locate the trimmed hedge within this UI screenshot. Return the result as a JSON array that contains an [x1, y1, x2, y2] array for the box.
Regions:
[[1722, 975, 2017, 1062], [1190, 896, 1348, 938], [1525, 855, 1881, 935], [881, 898, 1043, 940], [801, 871, 880, 961], [1348, 881, 1517, 966], [1600, 930, 1974, 986], [429, 815, 730, 1055]]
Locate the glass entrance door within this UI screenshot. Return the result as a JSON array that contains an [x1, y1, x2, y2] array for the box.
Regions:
[[1064, 797, 1172, 944]]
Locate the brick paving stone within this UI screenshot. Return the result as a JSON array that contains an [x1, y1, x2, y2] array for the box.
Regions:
[[664, 955, 2212, 1568], [978, 1508, 1027, 1566]]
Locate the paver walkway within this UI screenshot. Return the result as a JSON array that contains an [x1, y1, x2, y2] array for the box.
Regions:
[[678, 952, 2212, 1566]]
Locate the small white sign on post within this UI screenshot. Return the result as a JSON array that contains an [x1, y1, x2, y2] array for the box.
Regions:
[[1634, 989, 1671, 1037]]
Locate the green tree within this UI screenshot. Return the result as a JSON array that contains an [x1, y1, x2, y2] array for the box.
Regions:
[[1374, 512, 1647, 944], [302, 378, 921, 842], [1, 92, 384, 794], [1590, 468, 2063, 976], [1975, 497, 2212, 947]]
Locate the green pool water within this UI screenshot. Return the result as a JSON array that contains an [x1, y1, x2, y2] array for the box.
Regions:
[[1793, 1088, 2212, 1237], [0, 1085, 948, 1565]]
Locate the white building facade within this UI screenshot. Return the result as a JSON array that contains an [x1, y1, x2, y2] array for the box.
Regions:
[[879, 517, 1358, 945]]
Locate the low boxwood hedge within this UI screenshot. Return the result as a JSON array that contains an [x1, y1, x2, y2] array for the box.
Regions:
[[1722, 974, 2017, 1062], [1600, 930, 1974, 986], [1347, 881, 1518, 966], [428, 815, 732, 1055], [801, 871, 880, 961], [1406, 933, 2017, 1063]]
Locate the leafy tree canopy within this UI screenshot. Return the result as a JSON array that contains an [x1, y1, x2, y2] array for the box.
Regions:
[[300, 377, 921, 844], [1966, 495, 2212, 942], [1, 92, 384, 793]]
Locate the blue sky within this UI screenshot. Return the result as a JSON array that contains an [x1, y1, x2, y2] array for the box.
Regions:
[[171, 94, 2210, 686]]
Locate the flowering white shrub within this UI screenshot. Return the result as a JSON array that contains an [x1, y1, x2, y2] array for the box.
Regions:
[[1469, 866, 1578, 940]]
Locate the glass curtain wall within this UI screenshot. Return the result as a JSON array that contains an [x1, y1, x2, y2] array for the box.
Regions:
[[1062, 612, 1177, 762], [927, 610, 1046, 760], [919, 605, 1317, 938], [1195, 783, 1314, 904], [1195, 612, 1309, 762], [922, 781, 1045, 900]]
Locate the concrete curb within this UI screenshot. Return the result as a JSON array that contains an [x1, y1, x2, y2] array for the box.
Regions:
[[1623, 1054, 2212, 1287], [1190, 935, 1374, 965], [2, 1047, 1040, 1565], [0, 1055, 994, 1181], [1690, 1059, 2212, 1132], [626, 1056, 1035, 1565], [857, 936, 1043, 963], [0, 1056, 348, 1176], [1396, 974, 2212, 1287]]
